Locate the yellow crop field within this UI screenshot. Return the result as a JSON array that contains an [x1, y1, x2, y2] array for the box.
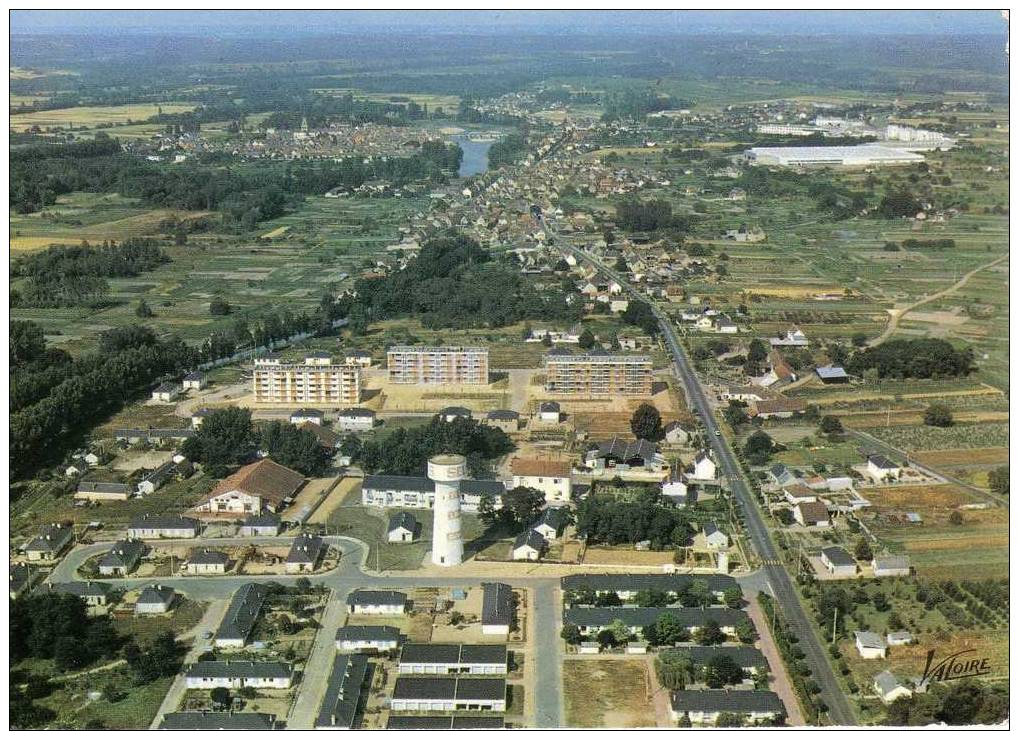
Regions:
[[10, 103, 195, 131]]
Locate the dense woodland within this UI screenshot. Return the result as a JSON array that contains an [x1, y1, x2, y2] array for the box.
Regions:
[[847, 338, 974, 379], [348, 234, 581, 330], [575, 487, 694, 549]]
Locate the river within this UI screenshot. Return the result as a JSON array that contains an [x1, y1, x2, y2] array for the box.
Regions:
[[452, 134, 493, 177]]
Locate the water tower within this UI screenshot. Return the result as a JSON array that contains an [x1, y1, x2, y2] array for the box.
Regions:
[[429, 454, 466, 566]]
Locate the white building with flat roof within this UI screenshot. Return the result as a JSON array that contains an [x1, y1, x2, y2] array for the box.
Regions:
[[745, 144, 924, 167]]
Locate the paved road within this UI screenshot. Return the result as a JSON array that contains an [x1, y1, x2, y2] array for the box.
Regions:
[[851, 429, 1009, 509], [531, 582, 564, 727], [553, 234, 856, 725], [287, 588, 349, 729]]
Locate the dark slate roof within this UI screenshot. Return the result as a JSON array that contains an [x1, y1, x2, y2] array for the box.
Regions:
[[363, 475, 505, 498], [129, 514, 200, 531], [348, 589, 407, 608], [670, 690, 784, 715], [190, 549, 229, 566], [336, 625, 401, 643], [393, 677, 506, 701], [821, 546, 856, 566], [99, 539, 146, 569], [387, 718, 505, 729], [660, 644, 768, 670], [158, 712, 277, 730], [339, 407, 376, 418], [315, 653, 369, 729], [539, 401, 561, 412], [78, 481, 134, 496], [45, 581, 112, 599], [593, 437, 658, 462], [217, 583, 269, 642], [9, 563, 35, 595], [561, 573, 737, 595], [139, 460, 178, 485], [868, 454, 899, 469], [286, 534, 325, 564], [149, 428, 196, 439], [138, 584, 176, 606], [513, 530, 545, 552], [243, 512, 282, 527], [564, 606, 748, 629], [534, 507, 569, 531], [400, 644, 507, 666], [186, 661, 292, 680], [481, 582, 513, 626], [439, 406, 472, 418], [25, 523, 73, 553], [388, 511, 418, 533], [292, 408, 325, 417], [486, 410, 519, 420]]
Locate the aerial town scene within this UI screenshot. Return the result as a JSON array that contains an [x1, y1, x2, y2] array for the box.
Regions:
[[7, 8, 1011, 730]]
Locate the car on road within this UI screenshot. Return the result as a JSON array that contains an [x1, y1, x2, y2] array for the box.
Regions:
[[714, 429, 721, 436]]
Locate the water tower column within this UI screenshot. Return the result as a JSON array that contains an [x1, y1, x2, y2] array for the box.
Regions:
[[429, 454, 466, 566]]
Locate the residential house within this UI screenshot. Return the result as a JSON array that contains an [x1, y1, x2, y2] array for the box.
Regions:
[[136, 584, 177, 614], [820, 546, 857, 577], [152, 382, 181, 402], [336, 408, 376, 432], [660, 645, 768, 676], [314, 653, 370, 729], [782, 483, 817, 504], [485, 410, 519, 433], [98, 539, 147, 576], [749, 398, 807, 420], [196, 459, 305, 515], [286, 533, 326, 573], [769, 329, 809, 347], [585, 438, 663, 471], [336, 625, 401, 653], [345, 350, 373, 368], [511, 530, 545, 561], [874, 670, 913, 704], [398, 644, 508, 675], [216, 583, 269, 648], [299, 421, 343, 452], [291, 408, 325, 426], [854, 631, 888, 659], [531, 507, 569, 542], [481, 582, 514, 636], [183, 371, 208, 391], [537, 401, 562, 423], [159, 713, 277, 730], [25, 523, 74, 561], [872, 555, 911, 578], [9, 563, 38, 600], [561, 573, 738, 604], [565, 607, 748, 637], [867, 455, 901, 482], [669, 690, 784, 725], [438, 406, 472, 422], [361, 474, 505, 513], [347, 590, 407, 615], [191, 408, 215, 428], [887, 631, 914, 647], [390, 678, 507, 713], [239, 512, 282, 537], [686, 451, 718, 482], [75, 482, 134, 502], [185, 661, 293, 690], [510, 458, 572, 503], [661, 468, 691, 506], [65, 460, 89, 478], [387, 512, 419, 543], [663, 421, 690, 444], [137, 460, 179, 494], [701, 521, 729, 550], [128, 515, 200, 540], [714, 316, 738, 334], [44, 581, 113, 611], [794, 500, 832, 528], [187, 549, 229, 575]]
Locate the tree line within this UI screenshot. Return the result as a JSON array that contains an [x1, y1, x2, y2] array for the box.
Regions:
[[846, 337, 974, 380]]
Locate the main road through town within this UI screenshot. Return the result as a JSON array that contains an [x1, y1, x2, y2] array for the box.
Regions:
[[548, 226, 856, 725]]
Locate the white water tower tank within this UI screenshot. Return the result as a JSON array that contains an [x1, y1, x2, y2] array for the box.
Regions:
[[429, 454, 466, 566]]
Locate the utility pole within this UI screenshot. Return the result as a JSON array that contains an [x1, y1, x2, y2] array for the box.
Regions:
[[832, 607, 838, 645]]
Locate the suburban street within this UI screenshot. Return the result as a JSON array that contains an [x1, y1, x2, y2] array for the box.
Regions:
[[551, 231, 857, 725]]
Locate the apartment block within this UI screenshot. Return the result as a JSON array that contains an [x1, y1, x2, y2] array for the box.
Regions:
[[252, 355, 361, 405], [543, 352, 653, 396], [387, 346, 489, 386]]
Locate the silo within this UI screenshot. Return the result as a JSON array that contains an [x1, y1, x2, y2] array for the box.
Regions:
[[429, 454, 466, 566]]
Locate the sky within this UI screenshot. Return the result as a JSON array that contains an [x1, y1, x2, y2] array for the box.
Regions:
[[9, 10, 1008, 36]]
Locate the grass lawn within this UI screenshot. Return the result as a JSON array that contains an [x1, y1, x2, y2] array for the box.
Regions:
[[563, 658, 658, 728], [32, 666, 174, 729]]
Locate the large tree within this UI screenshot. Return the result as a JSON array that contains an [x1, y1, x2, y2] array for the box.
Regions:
[[182, 406, 255, 474], [631, 402, 664, 441]]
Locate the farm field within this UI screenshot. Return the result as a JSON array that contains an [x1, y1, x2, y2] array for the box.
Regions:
[[858, 484, 1009, 581], [562, 658, 658, 728], [862, 422, 1008, 452], [9, 102, 196, 131]]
